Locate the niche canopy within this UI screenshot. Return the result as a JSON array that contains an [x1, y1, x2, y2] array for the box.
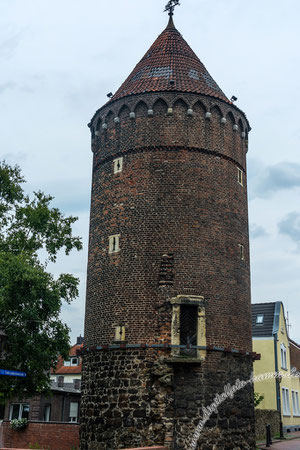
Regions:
[[109, 2, 230, 105]]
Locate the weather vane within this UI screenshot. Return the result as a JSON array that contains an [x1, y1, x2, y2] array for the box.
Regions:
[[164, 0, 180, 16]]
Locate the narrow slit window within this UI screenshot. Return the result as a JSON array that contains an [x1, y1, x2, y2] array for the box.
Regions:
[[113, 157, 123, 174], [238, 244, 245, 260], [237, 168, 243, 186], [180, 305, 198, 357], [109, 234, 120, 254], [115, 326, 126, 341]]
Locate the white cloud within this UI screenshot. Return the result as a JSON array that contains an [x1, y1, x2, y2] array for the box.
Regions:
[[279, 212, 300, 247]]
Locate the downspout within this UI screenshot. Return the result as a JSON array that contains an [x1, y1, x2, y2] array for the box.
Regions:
[[273, 301, 284, 438], [61, 394, 65, 422], [273, 332, 281, 411]]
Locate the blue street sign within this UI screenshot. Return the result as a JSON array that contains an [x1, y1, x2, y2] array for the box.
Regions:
[[0, 369, 27, 377]]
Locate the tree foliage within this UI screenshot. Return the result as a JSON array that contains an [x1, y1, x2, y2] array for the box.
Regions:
[[254, 391, 264, 407], [0, 161, 82, 400]]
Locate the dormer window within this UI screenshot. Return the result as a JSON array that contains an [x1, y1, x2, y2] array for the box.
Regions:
[[71, 357, 78, 366], [63, 357, 78, 366], [256, 314, 264, 324]]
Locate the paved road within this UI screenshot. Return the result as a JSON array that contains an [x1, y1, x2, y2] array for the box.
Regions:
[[267, 438, 300, 449]]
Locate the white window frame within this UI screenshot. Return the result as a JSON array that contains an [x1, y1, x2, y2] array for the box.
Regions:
[[70, 357, 78, 366], [63, 359, 71, 366], [69, 401, 79, 423], [237, 167, 243, 186], [9, 403, 30, 420], [292, 390, 300, 416], [282, 387, 290, 416], [281, 343, 287, 370], [44, 404, 51, 422], [109, 234, 120, 254], [113, 157, 123, 174]]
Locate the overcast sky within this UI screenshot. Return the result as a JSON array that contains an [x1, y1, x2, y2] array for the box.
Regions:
[[1, 0, 300, 345]]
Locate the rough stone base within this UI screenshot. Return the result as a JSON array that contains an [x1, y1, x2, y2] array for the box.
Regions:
[[255, 409, 280, 440], [80, 350, 256, 449]]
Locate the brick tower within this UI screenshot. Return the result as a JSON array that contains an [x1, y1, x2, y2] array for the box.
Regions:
[[81, 6, 256, 449]]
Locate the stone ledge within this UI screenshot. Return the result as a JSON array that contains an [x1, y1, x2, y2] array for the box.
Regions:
[[165, 357, 202, 364]]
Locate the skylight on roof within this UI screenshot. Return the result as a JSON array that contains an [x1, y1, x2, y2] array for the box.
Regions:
[[256, 314, 264, 324]]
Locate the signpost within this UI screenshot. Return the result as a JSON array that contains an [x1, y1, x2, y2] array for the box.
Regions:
[[0, 369, 27, 377]]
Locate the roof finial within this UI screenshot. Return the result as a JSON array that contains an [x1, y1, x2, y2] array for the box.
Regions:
[[164, 0, 180, 17]]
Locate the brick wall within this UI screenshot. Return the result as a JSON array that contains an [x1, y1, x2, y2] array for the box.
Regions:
[[82, 88, 254, 448], [290, 340, 300, 371], [0, 421, 79, 450], [85, 91, 251, 351]]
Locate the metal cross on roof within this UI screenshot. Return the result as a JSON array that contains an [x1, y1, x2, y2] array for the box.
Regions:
[[164, 0, 180, 16]]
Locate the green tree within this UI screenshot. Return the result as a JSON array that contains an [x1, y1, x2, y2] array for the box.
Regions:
[[0, 161, 82, 401]]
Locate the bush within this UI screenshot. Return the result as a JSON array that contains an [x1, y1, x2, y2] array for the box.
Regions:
[[10, 418, 28, 430]]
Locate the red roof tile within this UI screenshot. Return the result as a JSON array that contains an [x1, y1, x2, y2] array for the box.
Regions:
[[111, 16, 230, 104], [51, 343, 83, 375]]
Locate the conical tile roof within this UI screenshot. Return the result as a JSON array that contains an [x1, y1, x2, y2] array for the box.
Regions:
[[110, 16, 230, 104]]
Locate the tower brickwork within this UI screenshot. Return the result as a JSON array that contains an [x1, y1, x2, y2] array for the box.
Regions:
[[81, 15, 256, 450]]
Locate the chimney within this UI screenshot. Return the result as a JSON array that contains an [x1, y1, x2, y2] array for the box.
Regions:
[[76, 335, 84, 345]]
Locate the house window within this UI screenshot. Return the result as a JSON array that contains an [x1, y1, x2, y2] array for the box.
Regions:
[[238, 244, 245, 260], [237, 168, 243, 186], [43, 404, 51, 422], [69, 402, 79, 422], [9, 403, 30, 420], [256, 314, 264, 324], [113, 157, 123, 174], [282, 387, 290, 416], [281, 343, 287, 370], [180, 305, 198, 356], [292, 391, 300, 416], [0, 404, 4, 420], [71, 357, 78, 366], [63, 359, 71, 366], [109, 234, 120, 254]]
